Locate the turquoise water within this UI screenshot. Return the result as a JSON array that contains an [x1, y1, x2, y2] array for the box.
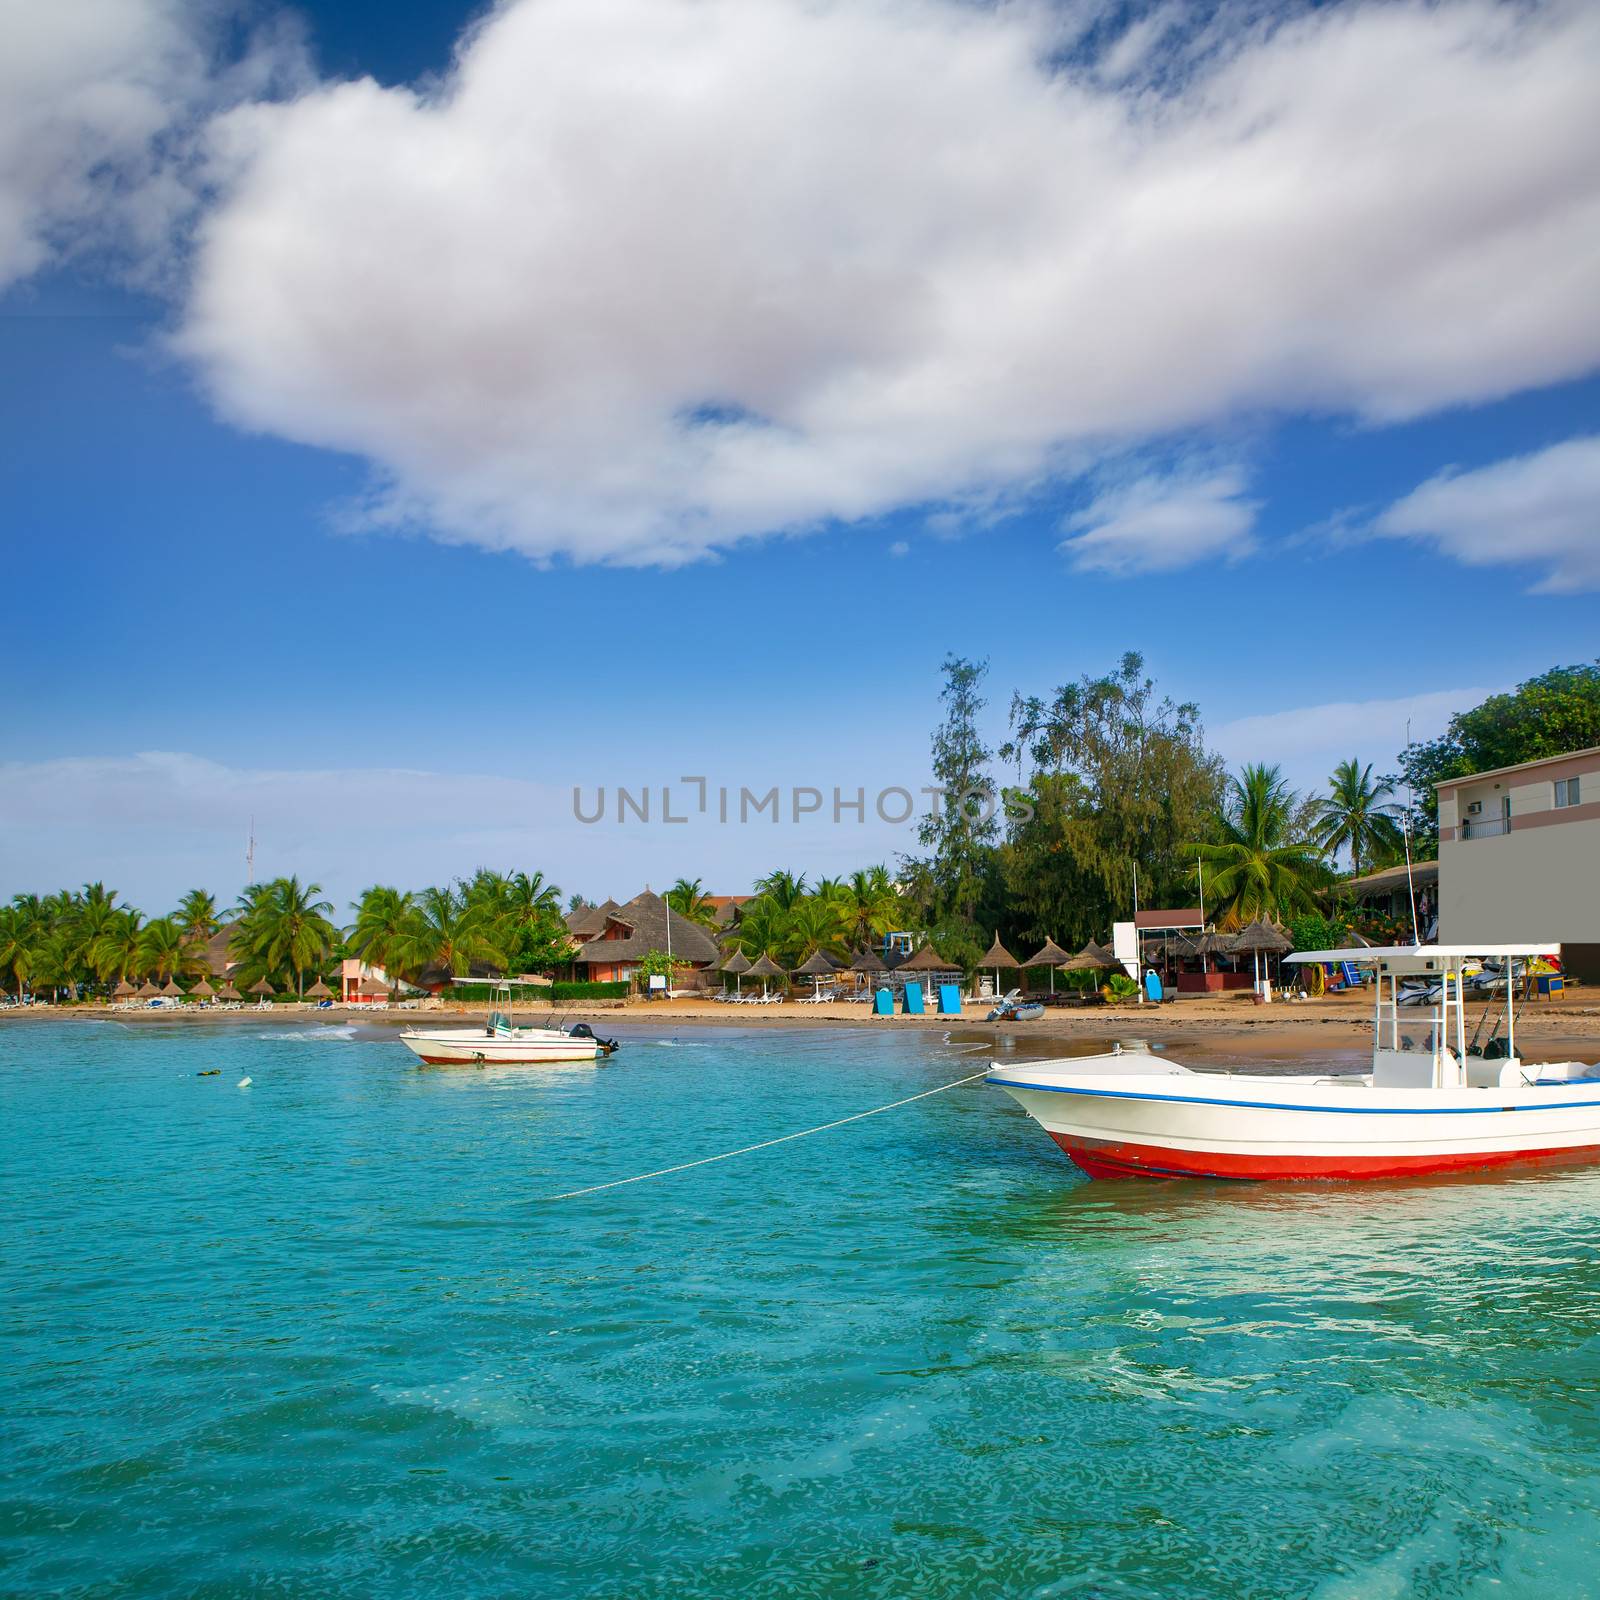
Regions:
[[5, 1019, 1600, 1599]]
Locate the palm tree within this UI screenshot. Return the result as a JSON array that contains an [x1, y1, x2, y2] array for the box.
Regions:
[[136, 917, 201, 984], [244, 877, 337, 998], [1191, 764, 1327, 928], [844, 866, 901, 949], [1313, 759, 1404, 876], [785, 898, 851, 965], [0, 907, 33, 999], [90, 909, 145, 983], [350, 886, 421, 993], [665, 877, 718, 930], [175, 889, 221, 945], [396, 886, 503, 983], [753, 869, 808, 911]]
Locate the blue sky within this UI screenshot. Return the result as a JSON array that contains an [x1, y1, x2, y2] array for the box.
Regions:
[[4, 0, 1600, 913]]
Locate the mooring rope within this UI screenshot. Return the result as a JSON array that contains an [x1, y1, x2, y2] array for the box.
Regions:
[[544, 1066, 993, 1200]]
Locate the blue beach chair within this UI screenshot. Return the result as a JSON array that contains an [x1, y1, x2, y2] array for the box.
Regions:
[[902, 981, 925, 1015], [937, 983, 962, 1015]]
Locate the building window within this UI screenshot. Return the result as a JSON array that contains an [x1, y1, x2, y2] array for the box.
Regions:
[[1554, 776, 1581, 808]]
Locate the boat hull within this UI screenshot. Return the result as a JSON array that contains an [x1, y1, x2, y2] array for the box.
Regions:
[[400, 1030, 605, 1065], [990, 1059, 1600, 1182]]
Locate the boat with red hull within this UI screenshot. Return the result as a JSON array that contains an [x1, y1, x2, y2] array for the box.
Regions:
[[989, 944, 1600, 1182]]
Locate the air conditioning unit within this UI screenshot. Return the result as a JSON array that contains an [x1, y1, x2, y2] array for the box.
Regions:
[[1466, 801, 1483, 816]]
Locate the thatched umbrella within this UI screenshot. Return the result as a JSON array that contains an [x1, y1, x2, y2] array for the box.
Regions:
[[896, 943, 953, 974], [217, 982, 242, 1001], [357, 978, 388, 1000], [719, 947, 751, 995], [305, 978, 333, 999], [1189, 929, 1233, 974], [189, 977, 216, 1001], [1232, 919, 1292, 997], [248, 978, 275, 1002], [135, 979, 160, 998], [745, 952, 784, 996], [112, 979, 136, 1000], [849, 947, 886, 997], [795, 949, 836, 996], [161, 978, 185, 998], [980, 935, 1019, 999], [1023, 937, 1073, 995]]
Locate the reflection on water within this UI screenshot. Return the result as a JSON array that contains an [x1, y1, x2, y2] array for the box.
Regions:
[[4, 1020, 1600, 1599]]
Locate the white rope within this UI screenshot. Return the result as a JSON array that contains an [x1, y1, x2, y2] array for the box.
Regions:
[[545, 1067, 992, 1200]]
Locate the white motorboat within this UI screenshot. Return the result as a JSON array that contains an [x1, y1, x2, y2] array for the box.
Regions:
[[400, 985, 619, 1066], [988, 944, 1598, 1181]]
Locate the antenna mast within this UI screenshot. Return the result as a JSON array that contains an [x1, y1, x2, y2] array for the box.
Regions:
[[1401, 719, 1419, 944], [246, 816, 256, 886]]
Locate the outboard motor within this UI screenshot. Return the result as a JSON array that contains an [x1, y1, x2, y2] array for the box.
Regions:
[[565, 1021, 620, 1054]]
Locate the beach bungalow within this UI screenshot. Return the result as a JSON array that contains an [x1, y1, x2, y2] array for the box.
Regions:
[[570, 890, 722, 989]]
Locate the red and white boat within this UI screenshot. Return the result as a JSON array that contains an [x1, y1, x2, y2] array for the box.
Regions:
[[988, 944, 1599, 1181]]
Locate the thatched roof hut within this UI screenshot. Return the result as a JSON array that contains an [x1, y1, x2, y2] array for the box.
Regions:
[[571, 891, 721, 969], [160, 979, 185, 997], [189, 978, 216, 999], [1063, 940, 1117, 971], [1233, 919, 1292, 954], [112, 979, 136, 998], [980, 936, 1020, 969], [305, 978, 333, 998]]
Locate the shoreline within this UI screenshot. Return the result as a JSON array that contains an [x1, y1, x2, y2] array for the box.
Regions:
[[8, 991, 1598, 1062]]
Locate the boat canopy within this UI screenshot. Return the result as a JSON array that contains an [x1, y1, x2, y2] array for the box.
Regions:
[[1288, 943, 1559, 976]]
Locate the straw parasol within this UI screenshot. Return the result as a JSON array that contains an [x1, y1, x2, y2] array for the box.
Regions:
[[850, 947, 887, 973], [1188, 929, 1233, 973], [980, 935, 1019, 998], [112, 979, 136, 999], [136, 980, 160, 997], [217, 983, 242, 1001], [795, 949, 836, 995], [189, 978, 216, 1000], [1232, 919, 1292, 997], [161, 978, 185, 998], [1023, 937, 1073, 994], [248, 978, 275, 1001], [357, 978, 388, 999], [720, 947, 751, 995], [745, 952, 784, 995], [896, 943, 954, 975], [305, 978, 333, 999]]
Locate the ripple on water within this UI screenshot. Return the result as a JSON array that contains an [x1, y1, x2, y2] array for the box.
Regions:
[[4, 1021, 1600, 1598]]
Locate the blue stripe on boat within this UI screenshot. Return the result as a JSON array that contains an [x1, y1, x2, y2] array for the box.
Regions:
[[984, 1078, 1600, 1115]]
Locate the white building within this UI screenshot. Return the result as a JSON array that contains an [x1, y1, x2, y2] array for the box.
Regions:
[[1437, 747, 1600, 983]]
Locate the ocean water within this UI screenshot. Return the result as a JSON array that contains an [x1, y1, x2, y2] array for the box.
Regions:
[[4, 1019, 1600, 1599]]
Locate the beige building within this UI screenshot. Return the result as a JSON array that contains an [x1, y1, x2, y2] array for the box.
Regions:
[[1437, 747, 1600, 983]]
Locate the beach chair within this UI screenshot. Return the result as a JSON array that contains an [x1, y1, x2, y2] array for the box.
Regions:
[[902, 981, 925, 1015], [937, 983, 962, 1015], [1339, 962, 1364, 990]]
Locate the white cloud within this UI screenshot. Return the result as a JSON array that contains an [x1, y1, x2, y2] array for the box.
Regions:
[[174, 0, 1600, 567], [0, 0, 303, 292], [1375, 434, 1600, 594], [1211, 686, 1498, 797], [888, 539, 910, 557], [1060, 465, 1257, 574]]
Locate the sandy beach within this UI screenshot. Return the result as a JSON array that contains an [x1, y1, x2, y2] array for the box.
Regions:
[[10, 988, 1598, 1068]]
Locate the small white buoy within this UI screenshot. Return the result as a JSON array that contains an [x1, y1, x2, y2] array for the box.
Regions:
[[237, 1076, 252, 1088]]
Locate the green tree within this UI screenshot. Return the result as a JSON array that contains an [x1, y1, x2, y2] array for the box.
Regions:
[[397, 886, 503, 983], [242, 877, 338, 998], [1397, 661, 1600, 846], [843, 866, 902, 949], [91, 909, 145, 983], [1000, 652, 1224, 948], [915, 655, 998, 924], [136, 917, 203, 985], [665, 877, 719, 931], [1313, 759, 1404, 875], [350, 886, 422, 993], [752, 870, 808, 911], [0, 906, 34, 999], [175, 889, 221, 945], [1190, 764, 1328, 928]]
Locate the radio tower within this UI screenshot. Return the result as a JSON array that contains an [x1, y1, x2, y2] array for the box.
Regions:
[[246, 817, 256, 885]]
